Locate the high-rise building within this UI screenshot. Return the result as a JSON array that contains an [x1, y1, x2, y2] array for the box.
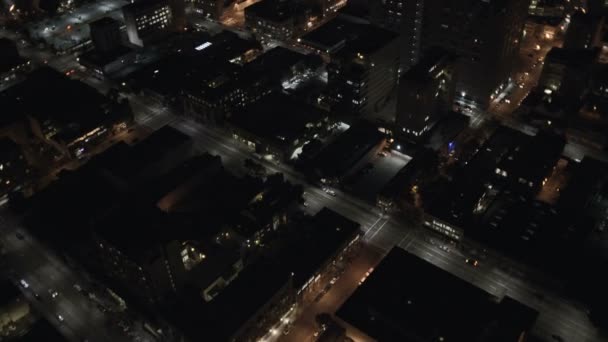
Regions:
[[396, 48, 454, 141], [563, 12, 603, 49], [123, 0, 173, 47], [371, 0, 424, 72], [303, 18, 399, 117], [191, 0, 225, 19], [316, 0, 347, 16], [89, 17, 122, 53], [169, 0, 186, 30], [419, 0, 529, 112]]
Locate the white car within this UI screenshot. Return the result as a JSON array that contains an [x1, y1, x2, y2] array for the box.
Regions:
[[57, 314, 65, 322], [20, 279, 29, 288]]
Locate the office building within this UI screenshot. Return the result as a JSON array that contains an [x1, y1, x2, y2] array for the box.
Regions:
[[370, 0, 424, 72], [563, 12, 603, 49], [123, 0, 173, 47], [395, 48, 455, 141], [528, 0, 565, 17], [316, 0, 347, 16], [302, 17, 399, 117], [89, 17, 122, 53], [169, 0, 186, 30], [404, 0, 528, 111], [309, 122, 384, 183], [245, 0, 313, 44], [538, 47, 598, 99], [228, 93, 329, 161], [191, 0, 226, 19]]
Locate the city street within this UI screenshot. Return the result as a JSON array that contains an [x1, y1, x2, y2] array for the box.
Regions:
[[0, 213, 152, 342], [132, 104, 607, 342], [1, 10, 607, 341]]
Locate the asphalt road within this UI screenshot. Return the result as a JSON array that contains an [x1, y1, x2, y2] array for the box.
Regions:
[[2, 16, 606, 341], [130, 106, 607, 342], [0, 213, 140, 342]]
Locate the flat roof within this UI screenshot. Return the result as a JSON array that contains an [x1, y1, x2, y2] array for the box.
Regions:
[[21, 317, 69, 342], [79, 45, 132, 67], [337, 247, 538, 341], [0, 279, 21, 307], [245, 0, 297, 23], [89, 126, 191, 184], [0, 67, 124, 143], [312, 121, 384, 178], [127, 33, 259, 100], [172, 208, 360, 341], [558, 157, 608, 213], [497, 130, 565, 186], [301, 17, 398, 55], [545, 47, 599, 68], [465, 125, 531, 182], [230, 93, 326, 147]]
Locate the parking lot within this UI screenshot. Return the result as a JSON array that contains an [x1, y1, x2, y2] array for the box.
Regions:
[[27, 0, 126, 51], [343, 149, 412, 202]]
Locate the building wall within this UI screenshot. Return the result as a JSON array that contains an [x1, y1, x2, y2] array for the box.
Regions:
[[191, 0, 224, 19], [233, 277, 295, 342], [124, 2, 173, 47], [420, 0, 528, 111], [396, 60, 453, 141], [371, 0, 424, 72], [327, 36, 400, 118]]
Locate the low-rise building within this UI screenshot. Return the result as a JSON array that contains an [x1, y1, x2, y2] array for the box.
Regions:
[[1, 67, 133, 160], [245, 0, 313, 44], [308, 121, 385, 184], [229, 93, 329, 161], [337, 247, 538, 342]]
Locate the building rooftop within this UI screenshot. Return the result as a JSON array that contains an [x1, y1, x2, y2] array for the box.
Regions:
[[22, 127, 192, 248], [245, 0, 302, 23], [496, 130, 565, 189], [173, 259, 290, 342], [126, 32, 259, 98], [301, 17, 398, 55], [88, 126, 192, 185], [79, 45, 132, 68], [558, 157, 608, 214], [401, 48, 453, 83], [0, 279, 21, 307], [0, 38, 28, 74], [465, 125, 531, 183], [230, 93, 326, 148], [171, 207, 359, 341], [20, 318, 69, 342], [0, 67, 128, 143], [337, 247, 538, 341], [282, 208, 361, 287], [544, 47, 599, 68], [311, 121, 384, 179]]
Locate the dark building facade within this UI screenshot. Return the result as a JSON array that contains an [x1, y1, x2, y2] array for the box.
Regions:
[[123, 0, 173, 47], [399, 0, 529, 112], [89, 17, 122, 53], [396, 48, 455, 141]]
